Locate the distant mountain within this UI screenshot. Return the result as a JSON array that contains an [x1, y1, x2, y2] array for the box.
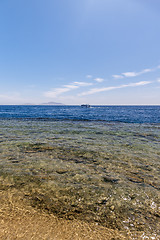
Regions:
[[23, 103, 35, 105], [41, 102, 63, 105]]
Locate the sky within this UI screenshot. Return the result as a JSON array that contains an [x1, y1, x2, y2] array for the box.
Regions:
[[0, 0, 160, 105]]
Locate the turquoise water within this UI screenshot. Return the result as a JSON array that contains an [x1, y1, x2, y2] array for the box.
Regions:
[[0, 118, 160, 239]]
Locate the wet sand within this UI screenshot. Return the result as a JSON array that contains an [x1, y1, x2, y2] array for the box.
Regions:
[[0, 189, 127, 240]]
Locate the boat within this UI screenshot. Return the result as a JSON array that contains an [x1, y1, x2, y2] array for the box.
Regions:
[[81, 104, 90, 108]]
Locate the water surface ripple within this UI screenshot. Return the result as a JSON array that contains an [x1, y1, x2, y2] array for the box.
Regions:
[[0, 105, 160, 123]]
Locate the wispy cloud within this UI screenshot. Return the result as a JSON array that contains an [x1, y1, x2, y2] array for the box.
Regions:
[[86, 75, 92, 79], [94, 78, 104, 82], [44, 85, 78, 98], [112, 75, 124, 79], [112, 66, 158, 79], [73, 81, 93, 86], [79, 81, 152, 96], [122, 68, 152, 78], [157, 78, 160, 82], [122, 72, 137, 77], [44, 81, 93, 98]]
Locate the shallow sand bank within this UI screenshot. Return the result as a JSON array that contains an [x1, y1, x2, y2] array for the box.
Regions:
[[0, 189, 127, 240]]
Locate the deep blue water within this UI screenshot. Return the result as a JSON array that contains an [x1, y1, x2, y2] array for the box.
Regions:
[[0, 105, 160, 123]]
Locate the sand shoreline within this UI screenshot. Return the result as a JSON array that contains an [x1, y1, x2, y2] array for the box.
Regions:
[[0, 189, 128, 240]]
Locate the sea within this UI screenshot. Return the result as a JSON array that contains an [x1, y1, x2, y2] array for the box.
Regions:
[[0, 105, 160, 239], [0, 105, 160, 123]]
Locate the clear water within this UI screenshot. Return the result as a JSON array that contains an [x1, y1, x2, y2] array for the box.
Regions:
[[0, 106, 160, 239]]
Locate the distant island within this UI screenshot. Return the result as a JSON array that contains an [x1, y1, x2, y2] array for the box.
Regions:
[[22, 102, 64, 105], [41, 102, 63, 105]]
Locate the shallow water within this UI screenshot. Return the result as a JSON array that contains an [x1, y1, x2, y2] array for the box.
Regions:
[[0, 119, 160, 239]]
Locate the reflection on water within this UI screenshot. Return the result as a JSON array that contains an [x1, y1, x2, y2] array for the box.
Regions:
[[0, 119, 160, 239]]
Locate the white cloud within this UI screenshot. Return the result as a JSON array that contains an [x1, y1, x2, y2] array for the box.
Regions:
[[44, 88, 68, 98], [73, 81, 93, 86], [112, 75, 124, 79], [94, 78, 104, 82], [79, 81, 152, 96], [130, 81, 152, 86], [157, 78, 160, 82], [141, 68, 152, 73], [44, 85, 79, 98], [122, 72, 137, 77], [63, 84, 79, 89], [113, 66, 156, 79], [86, 75, 92, 79], [122, 68, 153, 78], [44, 81, 93, 98]]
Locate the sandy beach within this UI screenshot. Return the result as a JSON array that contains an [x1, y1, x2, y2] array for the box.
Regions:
[[0, 189, 127, 240]]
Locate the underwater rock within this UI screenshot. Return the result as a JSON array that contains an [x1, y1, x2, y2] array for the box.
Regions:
[[103, 176, 119, 183], [56, 169, 68, 174]]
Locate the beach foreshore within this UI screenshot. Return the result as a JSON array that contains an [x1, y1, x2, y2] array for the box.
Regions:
[[0, 189, 127, 240], [0, 120, 160, 239]]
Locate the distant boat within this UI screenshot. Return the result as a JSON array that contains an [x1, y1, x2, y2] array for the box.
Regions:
[[81, 104, 90, 108]]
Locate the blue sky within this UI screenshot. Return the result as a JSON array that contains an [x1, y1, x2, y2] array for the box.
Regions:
[[0, 0, 160, 105]]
